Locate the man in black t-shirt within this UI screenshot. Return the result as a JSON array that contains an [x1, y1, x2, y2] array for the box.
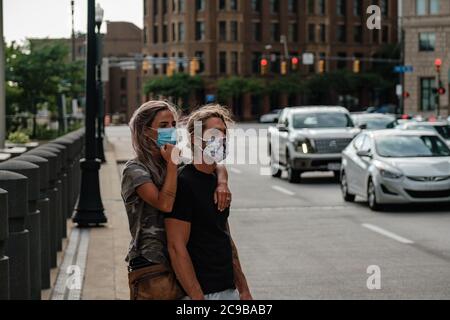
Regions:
[[165, 105, 252, 300]]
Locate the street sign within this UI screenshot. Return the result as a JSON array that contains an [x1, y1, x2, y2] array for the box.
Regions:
[[394, 65, 414, 73], [396, 84, 403, 97], [302, 53, 315, 65]]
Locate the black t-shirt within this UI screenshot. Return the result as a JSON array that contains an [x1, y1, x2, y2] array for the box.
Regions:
[[166, 164, 235, 295]]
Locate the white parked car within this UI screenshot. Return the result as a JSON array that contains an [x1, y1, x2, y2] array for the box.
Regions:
[[396, 121, 450, 147], [341, 130, 450, 211]]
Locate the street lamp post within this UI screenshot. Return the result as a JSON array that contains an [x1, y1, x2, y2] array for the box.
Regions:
[[72, 0, 107, 227], [95, 3, 106, 163], [0, 0, 5, 149]]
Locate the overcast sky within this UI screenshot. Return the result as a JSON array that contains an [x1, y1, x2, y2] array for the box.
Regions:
[[4, 0, 143, 43]]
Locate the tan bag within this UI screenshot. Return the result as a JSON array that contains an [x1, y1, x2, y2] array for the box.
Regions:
[[128, 264, 185, 300]]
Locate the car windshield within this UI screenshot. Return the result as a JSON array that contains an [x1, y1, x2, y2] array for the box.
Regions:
[[357, 117, 396, 129], [407, 124, 450, 139], [293, 112, 353, 129], [376, 135, 450, 158]]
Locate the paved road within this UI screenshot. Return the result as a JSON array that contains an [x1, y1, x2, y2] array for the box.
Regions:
[[107, 124, 450, 300]]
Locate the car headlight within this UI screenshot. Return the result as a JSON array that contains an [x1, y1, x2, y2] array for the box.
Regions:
[[294, 139, 314, 153], [379, 168, 403, 179]]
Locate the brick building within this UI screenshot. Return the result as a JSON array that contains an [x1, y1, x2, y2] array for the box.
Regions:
[[403, 0, 450, 117], [142, 0, 398, 119]]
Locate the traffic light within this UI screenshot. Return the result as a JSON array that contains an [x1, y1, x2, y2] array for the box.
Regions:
[[353, 59, 361, 73], [281, 61, 288, 75], [438, 87, 446, 95], [318, 59, 325, 74], [291, 57, 299, 71], [261, 58, 269, 75], [403, 91, 410, 99], [142, 60, 150, 73], [435, 58, 442, 73]]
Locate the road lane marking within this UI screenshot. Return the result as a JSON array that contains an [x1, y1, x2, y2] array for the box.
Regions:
[[272, 185, 296, 196], [230, 167, 242, 174], [362, 223, 414, 245]]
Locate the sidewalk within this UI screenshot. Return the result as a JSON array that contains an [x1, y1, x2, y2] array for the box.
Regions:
[[46, 139, 131, 300]]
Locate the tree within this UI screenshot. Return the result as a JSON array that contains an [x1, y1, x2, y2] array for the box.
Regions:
[[143, 73, 203, 109], [6, 41, 85, 137]]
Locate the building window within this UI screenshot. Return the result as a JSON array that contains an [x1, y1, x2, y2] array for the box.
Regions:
[[153, 54, 159, 75], [353, 0, 362, 16], [308, 24, 315, 42], [252, 52, 262, 74], [251, 0, 261, 12], [230, 21, 238, 41], [144, 0, 148, 16], [288, 0, 298, 13], [196, 0, 205, 11], [337, 52, 347, 69], [153, 25, 158, 43], [308, 0, 315, 14], [195, 51, 205, 73], [178, 23, 185, 41], [270, 0, 279, 13], [231, 51, 239, 74], [196, 21, 205, 40], [288, 23, 298, 42], [162, 53, 168, 74], [219, 0, 226, 10], [354, 25, 362, 43], [178, 52, 185, 72], [178, 0, 185, 12], [162, 0, 167, 14], [380, 0, 388, 16], [162, 24, 168, 43], [419, 32, 436, 51], [120, 77, 127, 90], [430, 0, 440, 14], [230, 0, 238, 11], [172, 0, 176, 12], [420, 78, 436, 111], [153, 0, 158, 15], [219, 21, 227, 41], [318, 0, 325, 15], [252, 22, 262, 42], [121, 95, 127, 107], [172, 23, 176, 41], [143, 26, 148, 44], [337, 25, 346, 42], [372, 29, 380, 43], [336, 0, 346, 16], [270, 52, 280, 73], [416, 0, 427, 15], [319, 24, 326, 42], [271, 23, 280, 42], [219, 51, 227, 74]]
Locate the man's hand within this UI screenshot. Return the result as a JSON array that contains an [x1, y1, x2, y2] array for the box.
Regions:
[[214, 182, 232, 212]]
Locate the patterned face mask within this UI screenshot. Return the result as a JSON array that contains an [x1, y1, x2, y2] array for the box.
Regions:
[[203, 136, 228, 164]]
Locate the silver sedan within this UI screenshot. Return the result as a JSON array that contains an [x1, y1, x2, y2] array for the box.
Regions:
[[340, 130, 450, 211]]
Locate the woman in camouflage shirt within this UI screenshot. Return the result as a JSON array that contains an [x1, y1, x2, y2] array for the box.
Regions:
[[121, 101, 231, 299]]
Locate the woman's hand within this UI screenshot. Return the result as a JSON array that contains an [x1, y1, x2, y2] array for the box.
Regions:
[[161, 144, 180, 167], [214, 182, 232, 212]]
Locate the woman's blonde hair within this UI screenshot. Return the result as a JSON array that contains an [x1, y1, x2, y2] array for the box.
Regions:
[[129, 100, 179, 186]]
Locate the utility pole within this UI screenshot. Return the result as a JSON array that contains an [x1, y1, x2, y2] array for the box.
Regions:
[[71, 0, 76, 62], [0, 0, 5, 149], [398, 0, 404, 115]]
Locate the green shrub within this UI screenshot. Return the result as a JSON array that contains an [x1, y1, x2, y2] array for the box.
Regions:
[[8, 131, 31, 144]]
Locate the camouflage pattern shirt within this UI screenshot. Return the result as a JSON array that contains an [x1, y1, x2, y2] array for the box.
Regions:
[[121, 159, 168, 265]]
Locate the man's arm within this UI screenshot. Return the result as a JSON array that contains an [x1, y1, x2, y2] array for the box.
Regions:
[[165, 218, 204, 300], [227, 223, 252, 300], [215, 164, 232, 212]]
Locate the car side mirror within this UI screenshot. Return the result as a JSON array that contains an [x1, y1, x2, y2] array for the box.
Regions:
[[357, 150, 372, 158], [358, 124, 368, 130], [277, 124, 289, 132]]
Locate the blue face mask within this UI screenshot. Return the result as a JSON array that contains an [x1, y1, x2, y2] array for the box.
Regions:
[[156, 128, 177, 147]]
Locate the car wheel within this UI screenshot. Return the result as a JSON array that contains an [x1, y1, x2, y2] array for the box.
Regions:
[[367, 178, 382, 211], [286, 153, 301, 183], [270, 160, 282, 178], [341, 171, 355, 202]]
